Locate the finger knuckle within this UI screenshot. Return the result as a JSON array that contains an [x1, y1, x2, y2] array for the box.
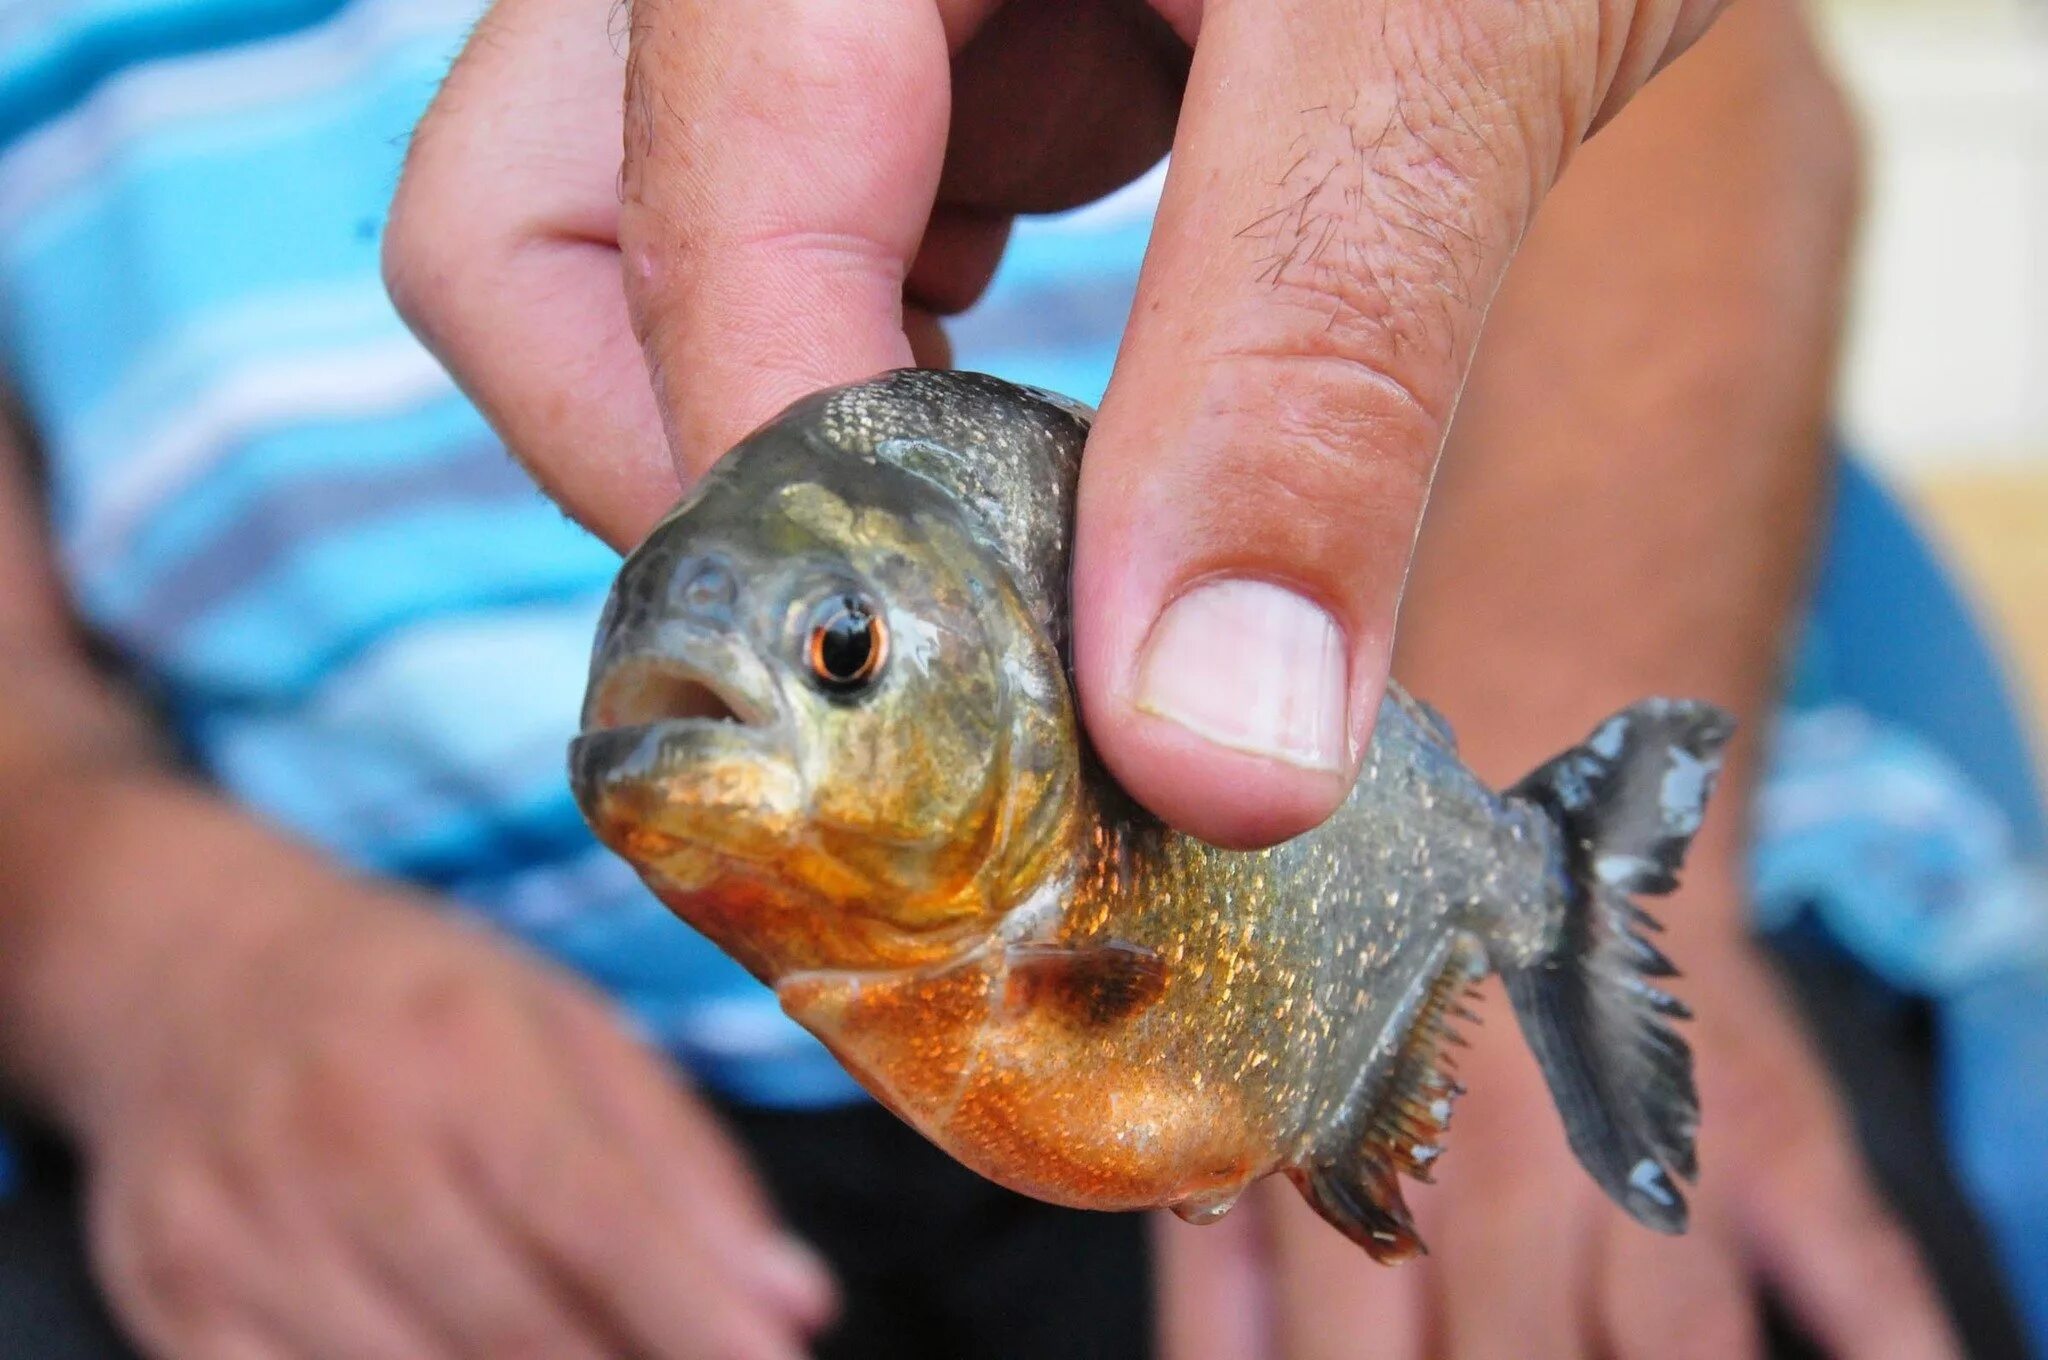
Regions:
[[382, 125, 476, 345], [460, 1110, 635, 1263], [104, 1168, 239, 1332], [380, 213, 460, 349], [1212, 344, 1443, 492], [383, 141, 435, 284], [551, 1178, 641, 1273], [390, 969, 507, 1068], [1228, 178, 1475, 435], [290, 1037, 405, 1170], [378, 225, 438, 339], [1162, 345, 1441, 594], [1219, 82, 1519, 457]]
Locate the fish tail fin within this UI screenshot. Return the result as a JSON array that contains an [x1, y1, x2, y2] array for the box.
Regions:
[[1502, 699, 1736, 1235]]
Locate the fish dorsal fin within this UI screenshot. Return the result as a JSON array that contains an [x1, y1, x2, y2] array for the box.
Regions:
[[1290, 939, 1485, 1263], [1002, 941, 1169, 1027], [1387, 683, 1458, 750]]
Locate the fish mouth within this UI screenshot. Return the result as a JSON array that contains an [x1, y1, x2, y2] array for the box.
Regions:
[[582, 653, 774, 735], [570, 642, 799, 880]]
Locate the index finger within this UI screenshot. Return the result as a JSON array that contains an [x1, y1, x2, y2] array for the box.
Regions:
[[619, 0, 958, 478], [389, 0, 990, 551]]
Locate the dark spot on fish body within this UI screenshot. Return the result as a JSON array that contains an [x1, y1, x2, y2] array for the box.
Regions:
[[1004, 941, 1171, 1027]]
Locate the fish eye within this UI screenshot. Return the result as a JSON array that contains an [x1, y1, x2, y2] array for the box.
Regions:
[[804, 594, 888, 694]]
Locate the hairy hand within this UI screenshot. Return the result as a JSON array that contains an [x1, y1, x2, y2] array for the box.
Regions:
[[387, 0, 1731, 850], [78, 890, 833, 1360]]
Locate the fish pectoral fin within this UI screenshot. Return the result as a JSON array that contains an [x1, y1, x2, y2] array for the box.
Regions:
[[1293, 939, 1485, 1264], [1001, 940, 1168, 1027]]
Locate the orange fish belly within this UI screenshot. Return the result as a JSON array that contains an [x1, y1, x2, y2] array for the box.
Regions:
[[777, 954, 1271, 1212]]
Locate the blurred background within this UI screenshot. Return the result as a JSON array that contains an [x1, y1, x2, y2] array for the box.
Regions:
[[1816, 0, 2046, 727]]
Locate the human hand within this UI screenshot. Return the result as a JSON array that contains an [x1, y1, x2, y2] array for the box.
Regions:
[[76, 887, 834, 1360], [388, 0, 1732, 850], [1155, 883, 1962, 1360]]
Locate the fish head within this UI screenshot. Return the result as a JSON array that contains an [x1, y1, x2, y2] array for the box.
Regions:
[[570, 427, 1080, 979]]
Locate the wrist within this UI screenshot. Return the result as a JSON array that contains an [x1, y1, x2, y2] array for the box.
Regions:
[[0, 769, 353, 1135]]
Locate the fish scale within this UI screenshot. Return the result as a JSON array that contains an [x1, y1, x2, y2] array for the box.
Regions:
[[570, 369, 1735, 1255]]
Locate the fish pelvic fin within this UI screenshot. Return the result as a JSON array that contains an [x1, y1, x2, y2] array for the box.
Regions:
[[1503, 698, 1736, 1235], [1290, 938, 1485, 1264]]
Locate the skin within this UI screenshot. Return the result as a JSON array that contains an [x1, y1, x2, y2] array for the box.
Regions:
[[0, 427, 834, 1358]]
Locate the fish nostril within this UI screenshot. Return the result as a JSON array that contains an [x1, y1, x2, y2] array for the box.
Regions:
[[671, 555, 738, 624]]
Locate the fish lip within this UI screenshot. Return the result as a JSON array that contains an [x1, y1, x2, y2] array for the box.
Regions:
[[581, 650, 778, 735], [566, 716, 792, 857], [571, 636, 797, 856]]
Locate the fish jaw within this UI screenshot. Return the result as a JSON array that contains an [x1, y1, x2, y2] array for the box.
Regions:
[[571, 717, 901, 977], [573, 607, 806, 853], [569, 716, 807, 887]]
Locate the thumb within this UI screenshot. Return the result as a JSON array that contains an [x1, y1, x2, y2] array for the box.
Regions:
[[1073, 0, 1702, 846]]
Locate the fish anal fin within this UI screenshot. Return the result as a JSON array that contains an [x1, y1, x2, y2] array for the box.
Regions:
[[1292, 940, 1484, 1260], [1366, 944, 1480, 1184], [1002, 940, 1168, 1026]]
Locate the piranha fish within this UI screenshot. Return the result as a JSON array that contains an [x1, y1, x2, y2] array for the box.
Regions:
[[570, 369, 1731, 1259]]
